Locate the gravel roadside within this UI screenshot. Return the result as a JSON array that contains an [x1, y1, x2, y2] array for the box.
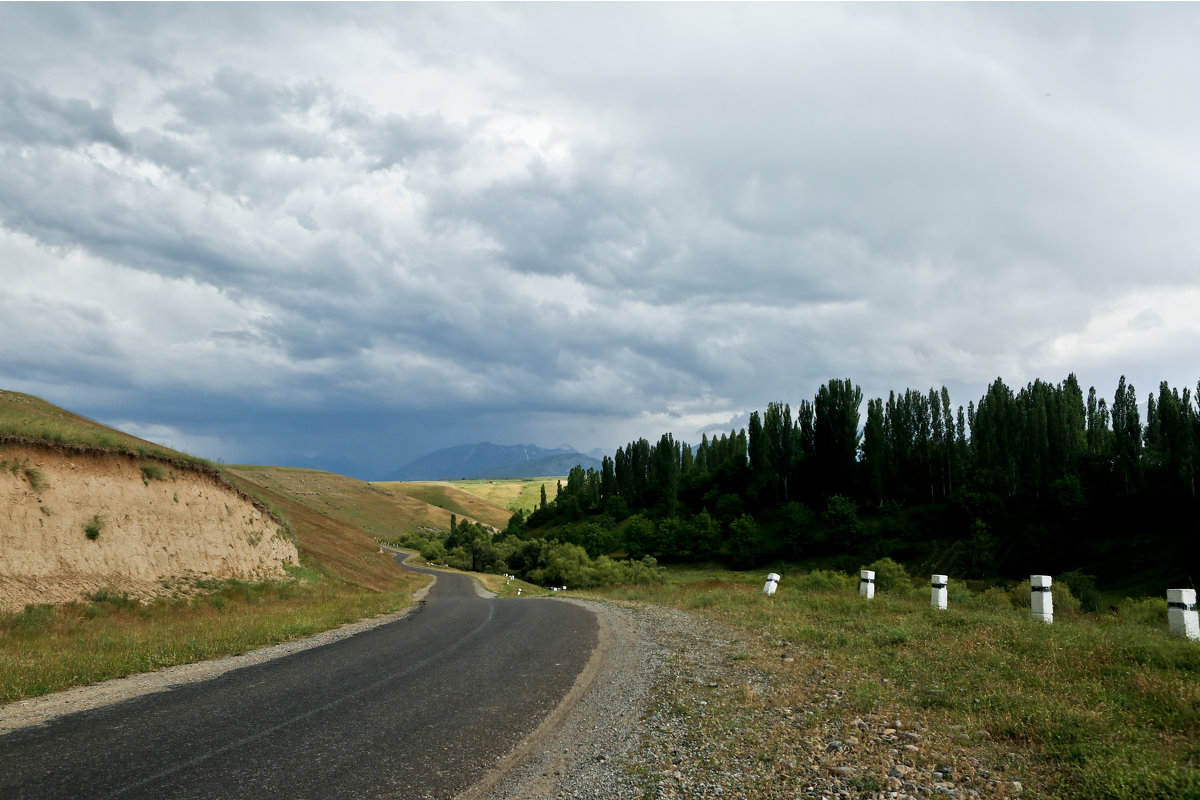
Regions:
[[479, 599, 1026, 800]]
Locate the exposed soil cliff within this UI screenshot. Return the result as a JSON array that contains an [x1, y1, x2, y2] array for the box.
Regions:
[[1, 443, 299, 611]]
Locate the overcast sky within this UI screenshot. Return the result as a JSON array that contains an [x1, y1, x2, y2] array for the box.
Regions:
[[2, 3, 1199, 478]]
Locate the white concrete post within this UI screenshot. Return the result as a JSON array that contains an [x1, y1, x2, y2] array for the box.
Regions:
[[859, 570, 875, 599], [1030, 575, 1053, 623], [763, 572, 780, 596], [1167, 589, 1200, 640], [931, 574, 948, 610]]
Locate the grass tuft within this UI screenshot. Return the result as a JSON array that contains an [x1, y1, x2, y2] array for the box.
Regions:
[[83, 514, 105, 540], [140, 463, 168, 482], [23, 466, 46, 491]]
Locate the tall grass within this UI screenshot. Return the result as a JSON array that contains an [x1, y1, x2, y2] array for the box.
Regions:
[[589, 568, 1200, 800]]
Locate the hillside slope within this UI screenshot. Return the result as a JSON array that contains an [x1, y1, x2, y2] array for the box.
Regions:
[[373, 481, 514, 530], [226, 466, 513, 538], [1, 441, 298, 611]]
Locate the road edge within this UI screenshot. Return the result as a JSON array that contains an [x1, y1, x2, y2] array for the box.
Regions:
[[451, 597, 614, 800], [0, 586, 432, 736]]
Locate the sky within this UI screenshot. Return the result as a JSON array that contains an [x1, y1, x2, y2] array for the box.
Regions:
[[2, 3, 1199, 479]]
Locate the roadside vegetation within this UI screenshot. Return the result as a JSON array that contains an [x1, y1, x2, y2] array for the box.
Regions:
[[389, 515, 663, 589], [0, 570, 416, 705], [585, 561, 1200, 800]]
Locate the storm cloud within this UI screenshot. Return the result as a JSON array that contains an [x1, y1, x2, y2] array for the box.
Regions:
[[2, 4, 1198, 477]]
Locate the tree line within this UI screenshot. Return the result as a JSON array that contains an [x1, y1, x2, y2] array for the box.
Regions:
[[516, 375, 1200, 581]]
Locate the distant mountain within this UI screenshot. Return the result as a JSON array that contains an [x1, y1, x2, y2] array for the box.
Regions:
[[479, 452, 603, 479], [386, 442, 601, 481]]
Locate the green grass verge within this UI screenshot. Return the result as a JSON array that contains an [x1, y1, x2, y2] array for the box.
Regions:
[[0, 568, 416, 705], [586, 566, 1200, 800]]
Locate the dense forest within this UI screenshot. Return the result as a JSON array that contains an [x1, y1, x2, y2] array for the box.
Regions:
[[512, 375, 1200, 587]]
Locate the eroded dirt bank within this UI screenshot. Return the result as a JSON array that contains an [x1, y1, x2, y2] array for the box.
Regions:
[[0, 443, 298, 611]]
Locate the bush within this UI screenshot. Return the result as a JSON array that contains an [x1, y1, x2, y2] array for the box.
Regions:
[[1120, 596, 1168, 628], [1006, 580, 1081, 615], [794, 569, 854, 592], [84, 514, 105, 540], [1059, 570, 1103, 613], [864, 557, 915, 595], [946, 580, 974, 606], [86, 588, 140, 611], [975, 586, 1013, 612], [418, 539, 446, 564]]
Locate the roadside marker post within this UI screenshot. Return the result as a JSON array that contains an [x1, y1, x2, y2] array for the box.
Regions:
[[1031, 575, 1053, 623], [931, 574, 948, 610], [763, 572, 780, 596], [859, 570, 875, 599], [1167, 589, 1199, 640]]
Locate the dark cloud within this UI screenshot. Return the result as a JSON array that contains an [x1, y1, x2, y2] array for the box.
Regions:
[[2, 4, 1199, 474], [0, 72, 129, 151]]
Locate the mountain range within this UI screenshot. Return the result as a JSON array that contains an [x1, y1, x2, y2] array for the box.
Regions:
[[386, 442, 603, 481]]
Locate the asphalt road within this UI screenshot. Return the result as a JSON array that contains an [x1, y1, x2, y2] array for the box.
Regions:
[[0, 557, 599, 800]]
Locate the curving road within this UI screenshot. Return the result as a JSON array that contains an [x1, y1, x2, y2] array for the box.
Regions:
[[0, 555, 599, 800]]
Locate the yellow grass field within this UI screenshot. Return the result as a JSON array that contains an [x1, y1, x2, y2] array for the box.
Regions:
[[377, 476, 564, 521]]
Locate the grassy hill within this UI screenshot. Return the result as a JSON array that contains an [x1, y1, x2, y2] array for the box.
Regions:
[[228, 467, 513, 534], [401, 477, 565, 516], [374, 479, 542, 529], [0, 390, 213, 468]]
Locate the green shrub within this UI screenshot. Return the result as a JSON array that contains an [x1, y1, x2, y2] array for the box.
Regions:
[[84, 514, 105, 540], [1120, 596, 1168, 628], [1059, 571, 1102, 613], [1006, 580, 1080, 614], [86, 588, 140, 611], [794, 569, 854, 592], [1052, 581, 1082, 615], [864, 557, 915, 595], [419, 539, 447, 564], [975, 586, 1013, 612], [946, 580, 974, 606]]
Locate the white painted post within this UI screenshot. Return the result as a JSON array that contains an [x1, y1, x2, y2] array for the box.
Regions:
[[763, 572, 780, 596], [859, 570, 875, 599], [1167, 589, 1200, 640], [1030, 575, 1053, 623], [931, 574, 948, 610]]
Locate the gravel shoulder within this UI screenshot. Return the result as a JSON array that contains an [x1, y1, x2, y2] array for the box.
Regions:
[[473, 599, 1027, 800]]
